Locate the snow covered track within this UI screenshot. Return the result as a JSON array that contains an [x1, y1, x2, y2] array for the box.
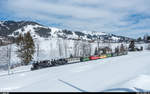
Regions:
[[0, 51, 150, 92]]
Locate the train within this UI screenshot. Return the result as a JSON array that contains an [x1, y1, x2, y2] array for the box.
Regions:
[[31, 51, 128, 71]]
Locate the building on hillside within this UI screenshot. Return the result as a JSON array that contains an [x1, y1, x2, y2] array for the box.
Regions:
[[144, 34, 150, 43], [147, 36, 150, 43]]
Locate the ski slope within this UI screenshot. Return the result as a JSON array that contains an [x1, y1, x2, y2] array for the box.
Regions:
[[0, 51, 150, 92]]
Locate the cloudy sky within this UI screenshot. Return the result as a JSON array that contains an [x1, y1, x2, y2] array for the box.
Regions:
[[0, 0, 150, 38]]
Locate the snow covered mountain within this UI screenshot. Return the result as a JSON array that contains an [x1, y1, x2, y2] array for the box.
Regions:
[[0, 21, 133, 42]]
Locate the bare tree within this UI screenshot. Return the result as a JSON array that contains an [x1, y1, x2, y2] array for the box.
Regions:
[[64, 39, 68, 58], [81, 41, 86, 57], [36, 40, 40, 61], [73, 40, 80, 57], [79, 41, 92, 57], [49, 37, 53, 59], [57, 38, 63, 58], [88, 42, 92, 56], [7, 44, 12, 75]]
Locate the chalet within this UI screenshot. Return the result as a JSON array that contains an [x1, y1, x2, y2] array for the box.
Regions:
[[147, 36, 150, 43]]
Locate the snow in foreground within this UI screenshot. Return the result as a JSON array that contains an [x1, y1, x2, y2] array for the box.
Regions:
[[0, 51, 150, 92]]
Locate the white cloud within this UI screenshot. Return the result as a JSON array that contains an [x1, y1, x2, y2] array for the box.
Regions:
[[2, 0, 150, 38]]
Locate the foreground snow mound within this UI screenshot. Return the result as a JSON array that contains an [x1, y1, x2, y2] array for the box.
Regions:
[[104, 75, 150, 92], [123, 75, 150, 92]]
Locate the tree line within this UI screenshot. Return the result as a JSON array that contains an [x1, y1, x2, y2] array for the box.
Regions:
[[3, 32, 149, 66]]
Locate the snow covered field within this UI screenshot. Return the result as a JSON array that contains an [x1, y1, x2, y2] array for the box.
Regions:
[[0, 50, 150, 92]]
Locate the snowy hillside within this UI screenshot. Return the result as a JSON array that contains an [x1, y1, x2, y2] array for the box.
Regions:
[[0, 21, 133, 42], [0, 51, 150, 92]]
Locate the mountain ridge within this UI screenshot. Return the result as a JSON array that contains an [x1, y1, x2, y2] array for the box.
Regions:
[[0, 21, 133, 42]]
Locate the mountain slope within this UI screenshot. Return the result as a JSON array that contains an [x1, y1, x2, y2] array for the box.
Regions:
[[0, 21, 133, 42]]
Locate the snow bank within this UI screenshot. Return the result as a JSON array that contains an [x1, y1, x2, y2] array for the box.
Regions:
[[121, 75, 150, 92], [0, 51, 150, 92], [105, 74, 150, 92]]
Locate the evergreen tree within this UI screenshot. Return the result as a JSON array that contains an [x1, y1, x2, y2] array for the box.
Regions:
[[94, 47, 98, 55], [70, 54, 73, 58], [102, 47, 107, 54], [129, 40, 135, 51], [140, 46, 143, 51], [16, 34, 24, 64], [115, 46, 119, 54], [137, 37, 142, 42], [17, 32, 35, 65], [16, 34, 23, 45], [120, 44, 125, 53]]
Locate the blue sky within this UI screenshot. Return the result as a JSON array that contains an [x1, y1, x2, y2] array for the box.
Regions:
[[0, 0, 150, 38]]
